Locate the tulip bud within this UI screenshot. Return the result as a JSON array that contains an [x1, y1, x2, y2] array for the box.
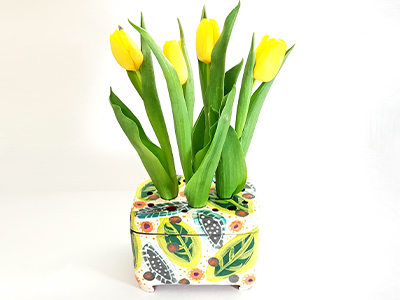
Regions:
[[253, 35, 287, 82], [196, 18, 220, 64], [163, 40, 188, 85], [110, 28, 143, 71]]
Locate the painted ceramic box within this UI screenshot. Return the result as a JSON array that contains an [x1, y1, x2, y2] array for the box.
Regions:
[[130, 176, 259, 292]]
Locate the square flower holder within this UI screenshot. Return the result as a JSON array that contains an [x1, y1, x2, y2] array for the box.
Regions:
[[130, 176, 259, 292]]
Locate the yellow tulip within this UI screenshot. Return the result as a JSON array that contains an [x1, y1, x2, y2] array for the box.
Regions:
[[163, 40, 188, 85], [196, 18, 220, 64], [253, 35, 287, 82], [110, 28, 143, 71]]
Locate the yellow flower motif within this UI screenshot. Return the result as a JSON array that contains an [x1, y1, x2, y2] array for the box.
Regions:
[[163, 40, 188, 85], [253, 35, 287, 82], [110, 28, 143, 71], [196, 18, 220, 64]]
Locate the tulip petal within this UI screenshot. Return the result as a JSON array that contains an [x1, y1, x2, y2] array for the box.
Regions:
[[110, 30, 143, 71], [196, 19, 214, 64], [255, 34, 269, 62], [163, 40, 188, 85], [254, 39, 286, 82], [210, 19, 221, 45], [110, 34, 136, 70]]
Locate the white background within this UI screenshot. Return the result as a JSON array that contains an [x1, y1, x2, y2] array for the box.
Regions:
[[1, 0, 400, 299]]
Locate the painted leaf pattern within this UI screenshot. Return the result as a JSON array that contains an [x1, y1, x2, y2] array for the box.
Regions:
[[208, 189, 254, 216], [157, 218, 201, 268], [130, 215, 142, 270], [206, 227, 259, 282], [136, 175, 185, 201], [193, 210, 226, 248], [131, 231, 142, 270], [136, 179, 160, 201], [142, 243, 177, 284], [135, 200, 191, 219]]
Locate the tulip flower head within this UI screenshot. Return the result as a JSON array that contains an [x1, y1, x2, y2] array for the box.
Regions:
[[110, 27, 143, 71], [253, 35, 287, 82], [196, 18, 220, 64], [163, 40, 188, 85]]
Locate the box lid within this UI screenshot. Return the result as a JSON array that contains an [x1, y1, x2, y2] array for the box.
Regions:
[[131, 176, 259, 242]]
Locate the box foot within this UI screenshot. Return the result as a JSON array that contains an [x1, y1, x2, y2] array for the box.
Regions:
[[238, 285, 252, 291], [139, 284, 155, 293]]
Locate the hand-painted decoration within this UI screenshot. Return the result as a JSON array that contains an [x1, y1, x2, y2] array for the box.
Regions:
[[135, 200, 191, 219], [206, 227, 259, 282], [131, 176, 259, 292], [193, 209, 226, 248], [142, 243, 177, 285], [156, 218, 201, 268]]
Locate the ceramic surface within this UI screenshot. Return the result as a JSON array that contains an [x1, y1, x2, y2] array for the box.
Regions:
[[130, 176, 259, 292]]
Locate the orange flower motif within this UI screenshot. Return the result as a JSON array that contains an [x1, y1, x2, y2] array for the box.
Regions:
[[242, 274, 256, 285], [133, 201, 147, 209], [229, 220, 244, 232], [140, 221, 154, 233], [179, 191, 186, 197], [188, 268, 205, 281]]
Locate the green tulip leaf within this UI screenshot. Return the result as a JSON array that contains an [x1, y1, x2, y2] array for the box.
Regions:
[[224, 59, 243, 96], [206, 227, 259, 282], [235, 34, 255, 138], [109, 89, 177, 199], [129, 20, 193, 181], [157, 218, 201, 268], [140, 13, 178, 195], [205, 2, 240, 127], [185, 86, 237, 208], [178, 19, 195, 128], [192, 108, 206, 160], [215, 126, 247, 199], [240, 45, 295, 156]]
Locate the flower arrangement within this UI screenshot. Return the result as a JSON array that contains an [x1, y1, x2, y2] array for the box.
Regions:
[[109, 2, 294, 208]]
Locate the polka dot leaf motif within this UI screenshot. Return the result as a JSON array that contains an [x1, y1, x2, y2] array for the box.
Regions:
[[193, 210, 226, 249], [206, 227, 259, 282], [207, 188, 254, 216], [135, 200, 191, 219], [142, 243, 177, 284], [156, 218, 202, 269]]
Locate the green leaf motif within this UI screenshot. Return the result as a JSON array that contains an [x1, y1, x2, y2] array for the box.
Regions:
[[130, 216, 142, 270], [208, 188, 254, 216], [157, 218, 201, 268], [136, 176, 185, 201], [206, 227, 259, 282], [137, 179, 160, 201]]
